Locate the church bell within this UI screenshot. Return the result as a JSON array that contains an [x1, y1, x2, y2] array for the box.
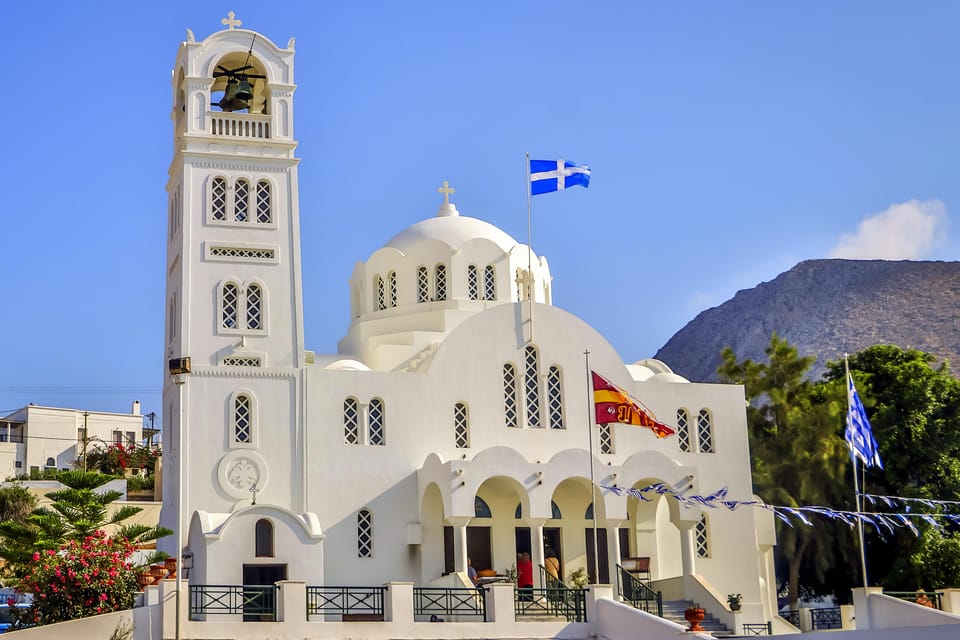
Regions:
[[218, 78, 254, 112]]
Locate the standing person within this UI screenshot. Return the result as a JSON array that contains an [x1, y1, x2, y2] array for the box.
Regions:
[[544, 547, 560, 581], [517, 552, 534, 601], [467, 557, 478, 585]]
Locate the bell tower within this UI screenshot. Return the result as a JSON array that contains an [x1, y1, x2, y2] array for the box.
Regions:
[[160, 14, 313, 573]]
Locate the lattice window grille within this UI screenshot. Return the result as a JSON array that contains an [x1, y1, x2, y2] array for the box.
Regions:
[[256, 180, 271, 223], [697, 409, 714, 453], [343, 398, 359, 445], [435, 265, 447, 301], [417, 267, 429, 302], [524, 345, 541, 428], [599, 423, 613, 454], [222, 356, 262, 367], [234, 179, 249, 222], [695, 515, 710, 557], [222, 283, 239, 329], [357, 509, 373, 558], [375, 275, 385, 311], [677, 409, 691, 452], [503, 364, 519, 428], [516, 269, 523, 300], [246, 285, 262, 330], [484, 265, 496, 300], [209, 246, 276, 261], [234, 395, 251, 443], [454, 403, 469, 448], [467, 265, 479, 300], [388, 272, 397, 308], [211, 177, 227, 221], [369, 399, 385, 446], [547, 366, 564, 429]]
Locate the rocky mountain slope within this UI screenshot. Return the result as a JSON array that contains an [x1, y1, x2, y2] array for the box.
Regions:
[[654, 260, 960, 382]]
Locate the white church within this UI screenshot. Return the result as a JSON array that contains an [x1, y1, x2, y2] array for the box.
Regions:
[[156, 14, 783, 636]]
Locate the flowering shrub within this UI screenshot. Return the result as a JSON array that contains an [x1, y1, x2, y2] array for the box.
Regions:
[[10, 530, 139, 627], [85, 443, 161, 476]]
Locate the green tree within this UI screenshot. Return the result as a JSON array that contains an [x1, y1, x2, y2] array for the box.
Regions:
[[823, 346, 960, 590], [719, 334, 851, 609], [0, 484, 36, 525]]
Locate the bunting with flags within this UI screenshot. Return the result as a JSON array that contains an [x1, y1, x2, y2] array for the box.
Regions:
[[591, 370, 675, 438]]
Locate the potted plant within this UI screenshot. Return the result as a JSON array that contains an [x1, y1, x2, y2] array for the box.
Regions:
[[727, 593, 742, 611], [684, 603, 706, 631]]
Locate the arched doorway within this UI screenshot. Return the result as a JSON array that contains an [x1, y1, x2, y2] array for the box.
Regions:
[[625, 478, 682, 580]]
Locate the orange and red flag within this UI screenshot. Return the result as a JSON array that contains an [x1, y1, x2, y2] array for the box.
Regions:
[[591, 371, 675, 439]]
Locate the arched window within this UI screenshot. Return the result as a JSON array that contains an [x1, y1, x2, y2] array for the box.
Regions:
[[417, 266, 429, 302], [435, 264, 447, 301], [211, 177, 227, 221], [221, 282, 239, 329], [375, 275, 385, 311], [599, 423, 613, 454], [467, 265, 479, 300], [256, 180, 271, 223], [343, 398, 359, 445], [474, 496, 492, 518], [547, 366, 564, 429], [45, 457, 55, 468], [255, 519, 274, 557], [388, 271, 397, 307], [585, 503, 594, 520], [369, 398, 385, 446], [503, 363, 519, 428], [677, 409, 691, 452], [454, 402, 469, 448], [695, 514, 710, 558], [234, 394, 252, 444], [234, 178, 249, 222], [697, 409, 714, 453], [551, 501, 562, 519], [246, 284, 262, 330], [524, 345, 541, 428], [358, 509, 373, 558], [484, 265, 496, 300]]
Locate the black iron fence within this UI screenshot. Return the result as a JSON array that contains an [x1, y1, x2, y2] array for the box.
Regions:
[[616, 565, 662, 617], [190, 584, 277, 621], [742, 621, 773, 635], [884, 590, 943, 610], [515, 586, 587, 622], [781, 610, 800, 627], [306, 586, 385, 620], [810, 606, 842, 630], [413, 587, 486, 620]]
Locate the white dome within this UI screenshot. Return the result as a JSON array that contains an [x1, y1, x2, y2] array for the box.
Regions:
[[384, 211, 518, 254]]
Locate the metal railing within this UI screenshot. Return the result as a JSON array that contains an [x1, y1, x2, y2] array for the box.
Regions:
[[810, 606, 842, 630], [515, 586, 587, 622], [189, 584, 277, 621], [781, 610, 800, 627], [413, 587, 486, 620], [616, 564, 662, 617], [306, 586, 385, 620], [884, 590, 943, 610], [743, 621, 773, 635]]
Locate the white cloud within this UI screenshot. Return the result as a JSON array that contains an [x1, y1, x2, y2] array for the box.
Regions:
[[829, 199, 948, 260]]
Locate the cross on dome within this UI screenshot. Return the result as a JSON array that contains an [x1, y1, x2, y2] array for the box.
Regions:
[[221, 11, 243, 30], [437, 180, 455, 205]]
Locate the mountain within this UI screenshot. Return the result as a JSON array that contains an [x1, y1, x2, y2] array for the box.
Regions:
[[654, 259, 960, 382]]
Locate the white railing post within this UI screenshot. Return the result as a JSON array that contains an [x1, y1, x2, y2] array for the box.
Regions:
[[385, 582, 414, 623], [485, 582, 516, 623], [277, 580, 306, 623]]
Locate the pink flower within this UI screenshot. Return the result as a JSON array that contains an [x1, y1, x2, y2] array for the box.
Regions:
[[99, 593, 108, 601], [32, 552, 40, 561]]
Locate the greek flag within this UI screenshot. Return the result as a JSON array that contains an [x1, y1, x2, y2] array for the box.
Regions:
[[846, 373, 883, 469], [530, 159, 590, 195]]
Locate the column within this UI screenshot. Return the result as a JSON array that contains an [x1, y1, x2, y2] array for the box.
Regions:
[[606, 520, 622, 590], [447, 516, 471, 576], [528, 518, 548, 587], [678, 520, 697, 577]]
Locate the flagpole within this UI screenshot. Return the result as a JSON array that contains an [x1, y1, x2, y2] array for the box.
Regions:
[[525, 152, 534, 343], [583, 350, 600, 584], [846, 354, 869, 587]]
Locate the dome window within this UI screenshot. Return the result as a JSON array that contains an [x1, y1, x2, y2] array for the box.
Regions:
[[417, 267, 429, 303], [484, 265, 496, 300], [435, 265, 447, 301], [467, 265, 479, 300]]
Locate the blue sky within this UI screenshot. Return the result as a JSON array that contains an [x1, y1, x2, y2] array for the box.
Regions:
[[2, 2, 958, 418]]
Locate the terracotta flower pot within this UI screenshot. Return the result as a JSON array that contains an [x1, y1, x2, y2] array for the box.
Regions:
[[684, 607, 706, 632], [164, 557, 178, 573], [137, 573, 154, 588]]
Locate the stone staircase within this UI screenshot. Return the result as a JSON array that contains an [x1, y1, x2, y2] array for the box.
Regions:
[[660, 600, 733, 636]]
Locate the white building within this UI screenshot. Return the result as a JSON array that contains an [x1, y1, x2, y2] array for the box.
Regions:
[[0, 402, 147, 479], [160, 17, 778, 629]]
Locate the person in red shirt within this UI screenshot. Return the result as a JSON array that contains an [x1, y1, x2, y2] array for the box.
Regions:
[[517, 552, 533, 601]]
